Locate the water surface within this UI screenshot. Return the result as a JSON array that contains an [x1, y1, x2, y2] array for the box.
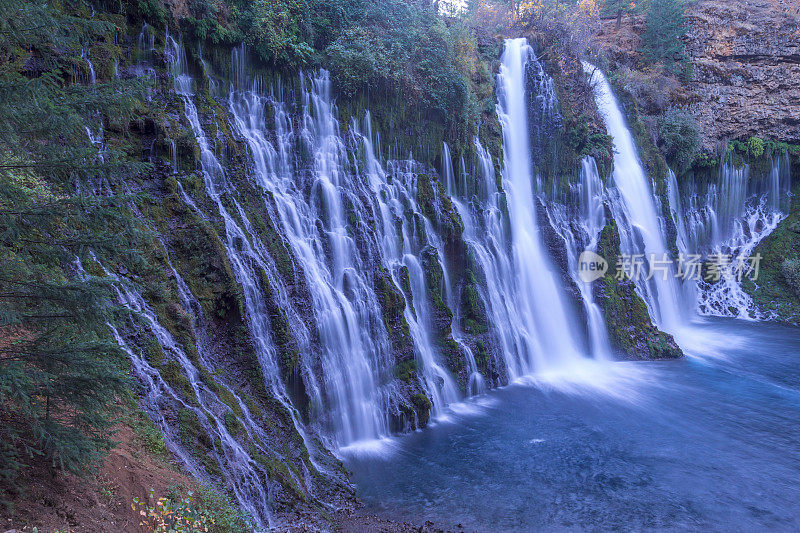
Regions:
[[344, 318, 800, 531]]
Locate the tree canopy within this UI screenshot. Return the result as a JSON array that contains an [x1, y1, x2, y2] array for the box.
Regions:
[[0, 0, 150, 495]]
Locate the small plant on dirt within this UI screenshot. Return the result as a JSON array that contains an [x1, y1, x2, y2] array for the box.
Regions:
[[132, 489, 214, 532]]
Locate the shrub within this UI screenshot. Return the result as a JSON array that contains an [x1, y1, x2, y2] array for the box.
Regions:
[[747, 136, 765, 159], [657, 107, 700, 173], [782, 259, 800, 298], [133, 487, 252, 533]]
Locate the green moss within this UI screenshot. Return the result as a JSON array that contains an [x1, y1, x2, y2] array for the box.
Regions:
[[395, 358, 417, 383], [165, 175, 178, 194], [243, 394, 264, 420], [421, 248, 451, 316], [143, 336, 165, 366], [411, 393, 432, 427], [375, 267, 414, 360], [239, 188, 295, 283], [416, 173, 464, 245], [743, 185, 800, 324], [160, 360, 195, 401], [440, 336, 464, 375], [168, 205, 244, 320], [127, 408, 169, 459], [461, 270, 488, 334], [199, 367, 243, 419], [595, 221, 682, 359], [646, 334, 684, 360], [474, 339, 489, 375], [248, 444, 306, 502], [177, 409, 207, 448], [176, 409, 223, 478], [223, 411, 245, 437]]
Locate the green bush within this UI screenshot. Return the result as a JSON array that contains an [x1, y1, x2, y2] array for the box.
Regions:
[[782, 259, 800, 297], [658, 107, 700, 173], [747, 136, 765, 159]]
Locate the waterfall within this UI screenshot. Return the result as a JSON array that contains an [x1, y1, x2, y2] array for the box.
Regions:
[[356, 119, 460, 420], [670, 154, 792, 259], [496, 38, 584, 372], [76, 253, 281, 529], [113, 280, 277, 528], [584, 62, 685, 332], [225, 51, 463, 441], [227, 70, 393, 445], [441, 143, 486, 395], [668, 154, 792, 318], [169, 139, 177, 174], [585, 62, 792, 324], [551, 158, 612, 359], [164, 36, 323, 477], [80, 46, 96, 85]]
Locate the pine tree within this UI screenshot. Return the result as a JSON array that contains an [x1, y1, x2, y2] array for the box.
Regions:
[[602, 0, 635, 29], [0, 0, 150, 494], [641, 0, 689, 74]]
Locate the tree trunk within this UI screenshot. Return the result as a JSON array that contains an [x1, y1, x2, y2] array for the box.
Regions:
[[616, 9, 623, 30]]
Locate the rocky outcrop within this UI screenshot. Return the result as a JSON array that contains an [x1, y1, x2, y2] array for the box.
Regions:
[[593, 220, 683, 360], [744, 183, 800, 324], [684, 0, 800, 148], [596, 0, 800, 150]]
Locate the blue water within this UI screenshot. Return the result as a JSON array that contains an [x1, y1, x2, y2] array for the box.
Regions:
[[344, 318, 800, 531]]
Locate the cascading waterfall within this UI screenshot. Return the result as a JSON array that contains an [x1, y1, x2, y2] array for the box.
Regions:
[[442, 143, 486, 395], [135, 36, 750, 525], [77, 254, 279, 529], [669, 155, 792, 258], [164, 36, 325, 492], [80, 46, 96, 85], [549, 158, 612, 359], [355, 119, 460, 419], [227, 54, 462, 442], [585, 62, 792, 325], [451, 138, 528, 382], [227, 67, 393, 445], [668, 154, 792, 318], [79, 49, 111, 196], [496, 38, 585, 372], [584, 62, 685, 332], [114, 279, 276, 528]]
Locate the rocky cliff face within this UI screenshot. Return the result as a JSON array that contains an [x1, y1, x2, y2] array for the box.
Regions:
[[597, 0, 800, 150], [685, 0, 800, 149]]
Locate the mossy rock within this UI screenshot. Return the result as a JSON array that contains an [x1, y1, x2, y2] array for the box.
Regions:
[[594, 220, 683, 359], [375, 266, 414, 359], [743, 184, 800, 324], [160, 360, 196, 401], [411, 393, 432, 427], [395, 357, 418, 383]]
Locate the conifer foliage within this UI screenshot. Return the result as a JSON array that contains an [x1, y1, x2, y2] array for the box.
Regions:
[[641, 0, 689, 75], [0, 0, 149, 495]]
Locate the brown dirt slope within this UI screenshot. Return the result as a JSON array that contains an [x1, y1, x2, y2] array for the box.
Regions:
[[2, 424, 195, 533]]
